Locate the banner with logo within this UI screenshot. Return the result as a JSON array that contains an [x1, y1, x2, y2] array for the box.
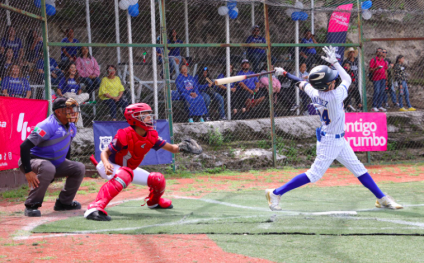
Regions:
[[0, 97, 49, 171], [326, 3, 354, 63], [93, 121, 172, 166], [345, 112, 387, 152]]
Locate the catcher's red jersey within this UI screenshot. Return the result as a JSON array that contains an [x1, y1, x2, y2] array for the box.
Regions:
[[108, 127, 166, 170]]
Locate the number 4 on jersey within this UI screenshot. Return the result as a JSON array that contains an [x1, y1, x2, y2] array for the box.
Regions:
[[318, 109, 331, 125]]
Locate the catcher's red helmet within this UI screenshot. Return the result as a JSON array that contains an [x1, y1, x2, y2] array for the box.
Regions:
[[124, 103, 156, 131]]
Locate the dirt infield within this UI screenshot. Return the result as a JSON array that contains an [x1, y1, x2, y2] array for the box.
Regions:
[[1, 164, 423, 262]]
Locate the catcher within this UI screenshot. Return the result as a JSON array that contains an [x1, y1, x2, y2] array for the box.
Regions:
[[85, 103, 202, 221]]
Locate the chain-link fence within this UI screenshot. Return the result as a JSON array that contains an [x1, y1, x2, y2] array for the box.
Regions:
[[1, 0, 424, 174]]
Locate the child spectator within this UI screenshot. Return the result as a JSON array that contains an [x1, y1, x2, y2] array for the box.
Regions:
[[57, 62, 89, 126], [394, 55, 415, 112], [343, 62, 362, 112], [0, 48, 15, 79], [98, 65, 129, 121], [60, 28, 80, 69], [196, 67, 226, 120], [1, 64, 31, 98], [1, 26, 23, 61], [175, 65, 208, 123], [76, 46, 101, 100]]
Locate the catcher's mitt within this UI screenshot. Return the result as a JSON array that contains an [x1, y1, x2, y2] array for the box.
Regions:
[[178, 137, 203, 154]]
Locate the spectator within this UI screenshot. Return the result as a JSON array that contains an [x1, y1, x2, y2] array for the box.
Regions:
[[57, 63, 89, 127], [196, 67, 226, 120], [216, 64, 234, 98], [369, 47, 388, 112], [0, 26, 23, 61], [235, 59, 264, 118], [1, 64, 31, 98], [246, 25, 267, 73], [0, 48, 15, 79], [382, 49, 398, 109], [290, 63, 310, 114], [76, 46, 101, 100], [343, 47, 359, 84], [35, 50, 63, 86], [300, 30, 319, 68], [25, 29, 43, 63], [175, 65, 208, 123], [394, 55, 415, 112], [60, 28, 80, 69], [98, 65, 129, 121], [168, 29, 187, 79], [343, 62, 362, 112]]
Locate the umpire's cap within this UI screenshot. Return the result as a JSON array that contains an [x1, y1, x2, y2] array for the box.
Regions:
[[53, 97, 68, 111]]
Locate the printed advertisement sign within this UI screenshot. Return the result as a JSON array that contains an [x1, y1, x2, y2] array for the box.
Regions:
[[0, 97, 49, 170], [345, 112, 387, 152]]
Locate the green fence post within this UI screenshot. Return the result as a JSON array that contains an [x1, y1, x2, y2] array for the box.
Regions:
[[159, 0, 176, 172], [41, 0, 52, 116]]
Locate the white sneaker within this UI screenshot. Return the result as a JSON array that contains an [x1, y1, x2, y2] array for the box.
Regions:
[[371, 107, 379, 112], [265, 189, 282, 211], [375, 195, 403, 210], [378, 107, 387, 112]]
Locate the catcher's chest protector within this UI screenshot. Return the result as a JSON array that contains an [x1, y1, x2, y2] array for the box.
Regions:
[[115, 127, 158, 170]]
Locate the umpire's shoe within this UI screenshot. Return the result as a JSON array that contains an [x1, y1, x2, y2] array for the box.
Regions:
[[85, 210, 112, 221], [54, 199, 82, 211], [24, 204, 41, 217]]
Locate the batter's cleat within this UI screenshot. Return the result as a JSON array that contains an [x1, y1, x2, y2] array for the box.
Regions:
[[24, 207, 41, 217], [54, 199, 82, 211], [265, 189, 282, 211], [375, 195, 403, 210], [85, 210, 112, 221]]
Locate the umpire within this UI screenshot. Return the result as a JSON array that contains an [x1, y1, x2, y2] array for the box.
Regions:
[[19, 98, 85, 217]]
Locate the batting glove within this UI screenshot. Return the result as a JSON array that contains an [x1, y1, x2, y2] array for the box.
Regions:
[[321, 45, 338, 64], [274, 67, 287, 77]]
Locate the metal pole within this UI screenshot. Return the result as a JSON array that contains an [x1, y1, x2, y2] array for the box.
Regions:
[[311, 0, 314, 34], [264, 3, 276, 167], [5, 0, 11, 25], [40, 0, 52, 115], [159, 0, 176, 172], [151, 0, 158, 118], [357, 0, 371, 164], [184, 0, 189, 58], [251, 2, 255, 27], [127, 13, 135, 104], [226, 14, 231, 120], [114, 0, 121, 64], [295, 18, 300, 116], [85, 0, 93, 55]]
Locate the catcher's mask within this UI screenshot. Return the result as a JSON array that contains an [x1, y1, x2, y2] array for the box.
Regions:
[[309, 65, 339, 91], [124, 103, 156, 131], [53, 97, 80, 124]]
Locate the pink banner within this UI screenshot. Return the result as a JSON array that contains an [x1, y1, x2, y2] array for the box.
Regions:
[[0, 97, 48, 171], [328, 4, 353, 33], [345, 112, 388, 152]]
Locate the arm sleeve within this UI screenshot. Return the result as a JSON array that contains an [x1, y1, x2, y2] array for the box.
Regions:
[[20, 139, 35, 173], [152, 136, 167, 151], [285, 72, 303, 82]]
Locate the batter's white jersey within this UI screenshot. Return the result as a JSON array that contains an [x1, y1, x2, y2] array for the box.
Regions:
[[304, 62, 367, 183]]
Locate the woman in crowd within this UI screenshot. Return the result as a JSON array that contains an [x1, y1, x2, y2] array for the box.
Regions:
[[98, 65, 129, 121], [1, 64, 31, 98], [175, 65, 208, 123], [394, 55, 416, 112], [58, 62, 89, 126], [168, 29, 187, 79], [76, 46, 101, 99], [196, 67, 226, 120], [1, 26, 23, 61], [0, 48, 15, 79]]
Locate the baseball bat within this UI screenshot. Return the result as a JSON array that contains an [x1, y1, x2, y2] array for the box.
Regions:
[[214, 70, 276, 85]]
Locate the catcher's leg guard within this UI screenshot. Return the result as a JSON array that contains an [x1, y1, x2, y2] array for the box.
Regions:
[[85, 167, 133, 218], [145, 172, 173, 209]]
